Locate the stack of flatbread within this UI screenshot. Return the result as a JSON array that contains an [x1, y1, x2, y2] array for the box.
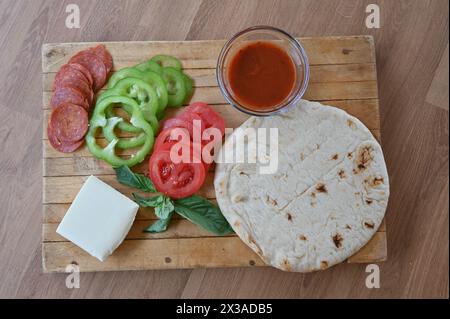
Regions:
[[214, 100, 389, 272]]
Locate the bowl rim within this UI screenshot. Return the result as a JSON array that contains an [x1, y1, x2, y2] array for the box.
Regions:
[[216, 25, 310, 117]]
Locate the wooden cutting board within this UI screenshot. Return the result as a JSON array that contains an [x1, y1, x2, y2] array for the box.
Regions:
[[42, 36, 387, 273]]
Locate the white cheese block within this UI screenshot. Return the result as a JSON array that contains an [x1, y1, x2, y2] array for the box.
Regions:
[[56, 175, 139, 262]]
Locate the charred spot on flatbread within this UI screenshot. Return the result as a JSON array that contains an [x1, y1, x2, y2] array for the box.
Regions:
[[354, 145, 374, 173], [265, 195, 278, 207], [232, 194, 245, 203], [281, 259, 292, 271], [248, 235, 264, 256], [365, 198, 373, 205], [315, 183, 327, 193], [364, 176, 385, 188], [332, 233, 343, 248], [338, 169, 346, 179], [331, 154, 339, 160], [299, 235, 307, 241], [364, 221, 375, 229], [320, 261, 329, 269], [347, 119, 356, 129], [286, 213, 293, 222]]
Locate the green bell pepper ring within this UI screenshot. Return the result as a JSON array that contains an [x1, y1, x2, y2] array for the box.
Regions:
[[102, 79, 160, 133], [107, 67, 168, 112], [97, 90, 143, 133], [135, 60, 162, 74], [107, 67, 146, 88], [183, 73, 193, 103], [143, 71, 169, 115], [105, 104, 142, 133], [86, 95, 154, 167], [103, 117, 147, 149], [150, 55, 182, 70], [109, 77, 160, 122], [161, 67, 186, 107], [102, 86, 159, 148], [96, 88, 117, 104], [105, 102, 159, 134]]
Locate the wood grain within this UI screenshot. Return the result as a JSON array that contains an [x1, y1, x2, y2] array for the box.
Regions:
[[426, 44, 449, 110], [0, 0, 447, 298], [42, 237, 265, 272], [41, 36, 375, 72]]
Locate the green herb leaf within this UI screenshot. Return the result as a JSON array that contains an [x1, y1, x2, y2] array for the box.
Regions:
[[132, 193, 164, 207], [155, 196, 175, 219], [133, 193, 174, 220], [115, 166, 156, 192], [143, 212, 174, 233], [174, 196, 233, 236]]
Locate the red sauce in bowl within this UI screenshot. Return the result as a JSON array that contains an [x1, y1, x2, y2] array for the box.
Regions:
[[228, 41, 296, 111]]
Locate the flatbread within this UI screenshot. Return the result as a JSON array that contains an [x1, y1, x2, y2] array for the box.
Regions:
[[214, 100, 389, 272]]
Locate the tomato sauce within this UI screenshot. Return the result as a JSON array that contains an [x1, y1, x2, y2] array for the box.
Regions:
[[228, 41, 296, 111]]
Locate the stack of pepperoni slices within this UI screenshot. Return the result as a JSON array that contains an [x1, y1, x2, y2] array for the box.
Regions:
[[48, 45, 112, 153]]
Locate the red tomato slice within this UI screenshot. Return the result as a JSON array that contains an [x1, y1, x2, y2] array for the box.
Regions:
[[156, 138, 209, 172], [178, 111, 205, 133], [149, 149, 206, 199], [185, 102, 225, 136], [159, 117, 193, 137], [154, 127, 190, 151], [160, 112, 205, 138]]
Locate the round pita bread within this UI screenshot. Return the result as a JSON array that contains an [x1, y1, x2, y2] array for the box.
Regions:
[[214, 100, 389, 272]]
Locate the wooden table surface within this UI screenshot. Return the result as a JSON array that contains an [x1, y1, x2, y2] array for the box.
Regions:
[[0, 0, 448, 299]]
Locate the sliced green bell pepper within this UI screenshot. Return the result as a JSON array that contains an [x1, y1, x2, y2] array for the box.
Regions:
[[107, 67, 168, 112], [109, 77, 159, 125], [86, 95, 154, 167], [161, 67, 186, 107], [150, 55, 182, 70], [183, 73, 193, 103], [135, 60, 162, 74], [103, 117, 147, 149]]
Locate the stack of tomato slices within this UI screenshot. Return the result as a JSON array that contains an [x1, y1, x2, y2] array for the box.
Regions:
[[149, 102, 225, 199]]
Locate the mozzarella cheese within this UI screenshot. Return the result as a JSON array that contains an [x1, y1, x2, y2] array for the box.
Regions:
[[56, 175, 139, 262]]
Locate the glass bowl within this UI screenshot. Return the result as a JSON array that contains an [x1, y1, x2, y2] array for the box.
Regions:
[[216, 26, 310, 116]]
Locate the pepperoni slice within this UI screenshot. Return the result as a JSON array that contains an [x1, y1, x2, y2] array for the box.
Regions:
[[47, 124, 84, 153], [49, 103, 88, 143], [54, 64, 89, 89], [54, 65, 94, 104], [67, 62, 94, 87], [87, 45, 113, 73], [50, 86, 90, 110], [69, 52, 107, 92]]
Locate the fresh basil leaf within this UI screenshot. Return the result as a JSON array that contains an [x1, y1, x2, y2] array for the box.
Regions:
[[133, 194, 174, 219], [132, 193, 164, 207], [155, 196, 175, 219], [115, 166, 156, 192], [144, 212, 174, 233], [174, 196, 233, 236]]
